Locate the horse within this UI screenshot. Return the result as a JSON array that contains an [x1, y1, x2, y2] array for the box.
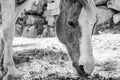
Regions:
[[56, 0, 97, 77]]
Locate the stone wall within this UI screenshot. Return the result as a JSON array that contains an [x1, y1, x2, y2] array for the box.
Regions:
[[15, 0, 57, 38], [20, 0, 120, 36], [94, 0, 120, 34], [15, 0, 48, 38], [44, 0, 120, 34], [2, 0, 120, 37]]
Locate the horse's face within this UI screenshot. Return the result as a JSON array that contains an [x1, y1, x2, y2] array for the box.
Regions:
[[57, 0, 96, 77], [60, 0, 83, 27]]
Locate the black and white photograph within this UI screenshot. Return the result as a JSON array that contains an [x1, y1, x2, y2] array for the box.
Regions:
[[0, 0, 120, 80]]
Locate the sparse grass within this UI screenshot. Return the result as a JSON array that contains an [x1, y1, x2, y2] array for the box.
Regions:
[[9, 34, 120, 79]]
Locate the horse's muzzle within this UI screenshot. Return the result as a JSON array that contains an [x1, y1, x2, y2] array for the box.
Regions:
[[72, 62, 89, 77]]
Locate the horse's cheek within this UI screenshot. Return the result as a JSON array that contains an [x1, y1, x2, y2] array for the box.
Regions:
[[56, 16, 67, 44]]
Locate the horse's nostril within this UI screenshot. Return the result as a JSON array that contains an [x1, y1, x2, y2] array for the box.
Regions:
[[79, 65, 86, 75], [73, 62, 89, 77], [67, 21, 76, 28], [79, 65, 89, 77]]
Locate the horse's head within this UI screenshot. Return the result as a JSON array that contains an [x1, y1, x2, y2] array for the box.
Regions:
[[56, 0, 97, 77]]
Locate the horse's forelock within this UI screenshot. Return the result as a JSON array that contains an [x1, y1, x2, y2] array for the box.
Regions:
[[59, 0, 83, 11]]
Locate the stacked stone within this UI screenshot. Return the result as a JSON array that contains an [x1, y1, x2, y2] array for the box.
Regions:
[[15, 0, 48, 38], [44, 0, 120, 35], [5, 0, 120, 37], [94, 0, 120, 34], [15, 0, 60, 38], [43, 0, 60, 37]]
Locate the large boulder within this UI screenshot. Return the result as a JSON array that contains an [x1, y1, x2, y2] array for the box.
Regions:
[[107, 0, 120, 11], [94, 0, 108, 6], [15, 24, 23, 36], [26, 15, 35, 25], [113, 13, 120, 24], [46, 0, 60, 16], [26, 15, 45, 25], [26, 0, 47, 15], [22, 25, 37, 38], [93, 6, 115, 34], [96, 6, 115, 25], [46, 16, 55, 26]]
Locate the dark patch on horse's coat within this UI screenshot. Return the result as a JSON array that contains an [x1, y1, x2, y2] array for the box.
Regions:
[[56, 0, 83, 44]]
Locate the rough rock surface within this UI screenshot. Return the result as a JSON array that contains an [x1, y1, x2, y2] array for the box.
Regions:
[[15, 0, 56, 38], [113, 13, 120, 24], [46, 0, 60, 16], [22, 25, 37, 38], [1, 0, 120, 36], [96, 6, 115, 25], [14, 0, 120, 36], [107, 0, 120, 11], [94, 0, 108, 6]]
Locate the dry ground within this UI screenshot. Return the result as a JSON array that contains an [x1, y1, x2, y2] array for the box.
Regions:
[[9, 33, 120, 80]]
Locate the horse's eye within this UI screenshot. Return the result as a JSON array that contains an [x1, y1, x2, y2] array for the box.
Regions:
[[68, 21, 76, 28]]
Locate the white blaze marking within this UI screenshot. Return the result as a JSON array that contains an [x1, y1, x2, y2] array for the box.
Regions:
[[78, 8, 94, 74]]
